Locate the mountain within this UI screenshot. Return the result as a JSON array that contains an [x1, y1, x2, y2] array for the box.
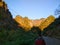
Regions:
[[0, 0, 60, 45], [14, 15, 55, 32], [32, 18, 45, 27], [0, 1, 37, 45], [14, 15, 33, 31], [14, 15, 46, 30], [0, 0, 19, 30], [43, 16, 60, 39]]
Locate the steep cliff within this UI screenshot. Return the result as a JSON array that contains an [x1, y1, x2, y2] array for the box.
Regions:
[[14, 15, 46, 31]]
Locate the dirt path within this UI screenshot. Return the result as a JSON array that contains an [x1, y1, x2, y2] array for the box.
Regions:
[[43, 36, 60, 45]]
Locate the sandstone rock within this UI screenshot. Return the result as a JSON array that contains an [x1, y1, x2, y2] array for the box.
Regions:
[[14, 15, 46, 31]]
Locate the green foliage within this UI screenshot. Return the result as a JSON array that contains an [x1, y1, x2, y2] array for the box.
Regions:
[[0, 27, 37, 45]]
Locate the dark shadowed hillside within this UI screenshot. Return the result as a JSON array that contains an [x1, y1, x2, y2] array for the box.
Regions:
[[0, 0, 20, 30], [0, 1, 37, 45], [43, 16, 60, 39]]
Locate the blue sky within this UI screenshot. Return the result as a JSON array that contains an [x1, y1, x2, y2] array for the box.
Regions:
[[5, 0, 60, 19]]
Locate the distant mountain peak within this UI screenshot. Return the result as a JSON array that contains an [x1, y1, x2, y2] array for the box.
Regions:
[[14, 15, 46, 30]]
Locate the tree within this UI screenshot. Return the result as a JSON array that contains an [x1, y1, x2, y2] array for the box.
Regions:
[[55, 5, 60, 17], [54, 5, 60, 24]]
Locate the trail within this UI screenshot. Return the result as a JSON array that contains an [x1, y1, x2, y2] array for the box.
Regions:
[[43, 36, 60, 45]]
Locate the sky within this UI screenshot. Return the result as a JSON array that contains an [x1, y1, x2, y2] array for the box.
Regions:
[[4, 0, 60, 19]]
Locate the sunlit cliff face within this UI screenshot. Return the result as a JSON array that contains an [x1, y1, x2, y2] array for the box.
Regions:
[[14, 15, 33, 31], [14, 15, 55, 31], [14, 15, 46, 31], [32, 18, 45, 27]]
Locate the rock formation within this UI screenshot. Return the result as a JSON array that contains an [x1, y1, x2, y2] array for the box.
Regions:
[[32, 18, 45, 27], [14, 15, 45, 31], [15, 15, 33, 31]]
